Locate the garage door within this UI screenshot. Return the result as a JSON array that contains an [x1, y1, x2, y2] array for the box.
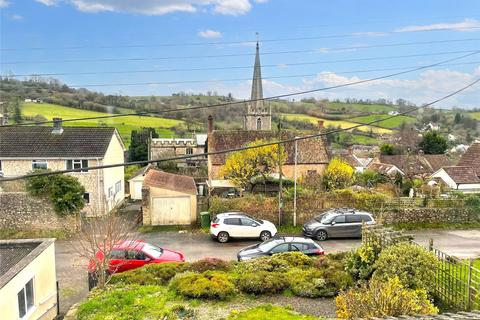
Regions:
[[133, 181, 143, 200], [151, 196, 191, 225]]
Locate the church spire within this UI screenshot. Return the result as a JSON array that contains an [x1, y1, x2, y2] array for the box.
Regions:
[[250, 40, 264, 110]]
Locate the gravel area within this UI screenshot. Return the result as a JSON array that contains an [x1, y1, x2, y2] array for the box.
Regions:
[[258, 295, 337, 318]]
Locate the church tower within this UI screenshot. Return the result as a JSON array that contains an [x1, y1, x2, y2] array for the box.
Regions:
[[244, 41, 271, 131]]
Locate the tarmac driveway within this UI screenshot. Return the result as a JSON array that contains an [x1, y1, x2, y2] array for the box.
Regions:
[[55, 228, 480, 315]]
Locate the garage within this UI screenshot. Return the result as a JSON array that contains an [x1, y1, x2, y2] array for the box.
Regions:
[[128, 165, 152, 200], [142, 169, 197, 226]]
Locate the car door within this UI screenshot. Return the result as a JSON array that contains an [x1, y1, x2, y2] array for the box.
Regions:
[[123, 250, 148, 272], [223, 218, 242, 237], [108, 249, 128, 274], [328, 215, 348, 237], [240, 217, 259, 237], [345, 214, 363, 237]]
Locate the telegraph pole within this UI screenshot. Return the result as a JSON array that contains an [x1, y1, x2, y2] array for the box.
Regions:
[[277, 121, 283, 225]]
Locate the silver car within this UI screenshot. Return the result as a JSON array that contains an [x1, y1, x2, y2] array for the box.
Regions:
[[302, 208, 375, 241]]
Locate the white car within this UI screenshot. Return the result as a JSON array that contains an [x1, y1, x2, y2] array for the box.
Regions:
[[210, 212, 277, 243]]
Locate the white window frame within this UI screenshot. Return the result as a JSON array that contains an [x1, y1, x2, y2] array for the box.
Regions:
[[186, 147, 193, 155], [66, 159, 89, 172], [32, 160, 48, 170], [18, 278, 35, 319], [115, 180, 122, 194]]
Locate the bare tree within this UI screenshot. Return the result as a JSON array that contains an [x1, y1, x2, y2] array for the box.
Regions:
[[72, 213, 136, 289]]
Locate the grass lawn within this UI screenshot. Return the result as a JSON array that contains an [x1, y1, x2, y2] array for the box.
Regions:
[[280, 113, 393, 134], [326, 102, 396, 113], [21, 103, 184, 146], [350, 114, 417, 129]]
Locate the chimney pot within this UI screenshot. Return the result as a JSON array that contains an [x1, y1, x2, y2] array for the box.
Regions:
[[52, 117, 63, 134], [318, 120, 324, 130], [207, 115, 214, 133]]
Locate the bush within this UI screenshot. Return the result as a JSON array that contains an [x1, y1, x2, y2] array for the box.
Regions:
[[170, 271, 235, 299], [109, 262, 187, 286], [345, 243, 381, 282], [323, 158, 355, 190], [237, 271, 289, 295], [228, 305, 317, 320], [336, 277, 438, 319], [287, 268, 328, 298], [373, 242, 437, 292], [237, 252, 313, 274], [187, 258, 232, 273]]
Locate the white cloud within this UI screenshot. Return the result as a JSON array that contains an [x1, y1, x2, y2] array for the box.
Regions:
[[7, 13, 23, 20], [198, 29, 222, 38], [395, 18, 480, 33], [35, 0, 59, 6], [0, 0, 9, 8], [35, 0, 260, 15]]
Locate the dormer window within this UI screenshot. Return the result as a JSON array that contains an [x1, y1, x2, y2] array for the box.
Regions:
[[66, 159, 89, 172]]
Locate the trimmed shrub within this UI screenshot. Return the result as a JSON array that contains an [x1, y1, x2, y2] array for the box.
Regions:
[[287, 268, 328, 298], [336, 277, 438, 319], [170, 271, 235, 299], [109, 262, 187, 286], [373, 242, 438, 292], [237, 252, 312, 273], [345, 243, 381, 282], [187, 258, 232, 273], [228, 305, 318, 320], [236, 271, 289, 295]]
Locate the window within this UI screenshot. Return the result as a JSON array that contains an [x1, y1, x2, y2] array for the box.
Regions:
[[0, 159, 2, 171], [66, 159, 88, 172], [126, 250, 145, 260], [109, 250, 126, 259], [83, 193, 90, 204], [108, 187, 113, 198], [18, 278, 34, 318], [186, 147, 193, 155], [270, 243, 289, 254], [32, 160, 47, 170], [224, 218, 241, 225], [256, 118, 262, 130], [290, 243, 303, 251], [240, 218, 255, 226], [333, 215, 346, 224], [361, 215, 372, 222], [307, 170, 317, 175], [346, 215, 363, 223], [115, 181, 122, 193]]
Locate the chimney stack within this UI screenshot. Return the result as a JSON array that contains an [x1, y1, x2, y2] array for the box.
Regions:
[[318, 120, 324, 130], [52, 117, 63, 135], [207, 115, 214, 133]]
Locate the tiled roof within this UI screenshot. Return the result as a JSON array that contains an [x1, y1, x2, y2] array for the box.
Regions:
[[0, 242, 38, 277], [368, 162, 401, 176], [143, 170, 197, 195], [0, 126, 117, 158], [379, 154, 451, 176], [458, 142, 480, 175], [208, 130, 329, 165], [442, 166, 480, 184]]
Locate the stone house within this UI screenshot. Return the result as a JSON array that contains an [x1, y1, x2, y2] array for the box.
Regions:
[[149, 134, 207, 167], [142, 170, 197, 226], [369, 154, 451, 178], [0, 238, 57, 320], [0, 119, 126, 216]]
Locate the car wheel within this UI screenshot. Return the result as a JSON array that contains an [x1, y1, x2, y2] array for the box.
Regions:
[[259, 231, 272, 242], [316, 230, 328, 241], [217, 231, 230, 243]]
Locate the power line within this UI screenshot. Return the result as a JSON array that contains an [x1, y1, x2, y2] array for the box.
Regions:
[[1, 76, 478, 182], [3, 26, 480, 52], [3, 38, 480, 65], [3, 49, 477, 78], [1, 50, 478, 127]]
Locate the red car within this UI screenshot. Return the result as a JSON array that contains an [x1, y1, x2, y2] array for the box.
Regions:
[[88, 240, 185, 274]]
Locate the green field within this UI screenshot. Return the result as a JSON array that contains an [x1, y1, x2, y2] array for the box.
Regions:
[[326, 102, 396, 113], [21, 103, 184, 146], [280, 113, 393, 134], [350, 114, 417, 129], [470, 112, 480, 120]]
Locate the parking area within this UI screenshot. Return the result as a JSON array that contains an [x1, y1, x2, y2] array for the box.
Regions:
[[55, 228, 480, 315]]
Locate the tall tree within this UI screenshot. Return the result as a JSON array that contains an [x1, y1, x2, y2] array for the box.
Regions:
[[128, 128, 159, 162], [419, 131, 447, 154]]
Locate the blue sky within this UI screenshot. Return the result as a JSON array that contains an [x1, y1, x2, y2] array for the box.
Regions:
[[1, 0, 479, 108]]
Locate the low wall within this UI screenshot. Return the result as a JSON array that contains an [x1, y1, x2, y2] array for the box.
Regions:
[[209, 195, 480, 225], [0, 192, 78, 231]]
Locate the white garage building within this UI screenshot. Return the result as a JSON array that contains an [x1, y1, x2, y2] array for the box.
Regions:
[[142, 170, 197, 226]]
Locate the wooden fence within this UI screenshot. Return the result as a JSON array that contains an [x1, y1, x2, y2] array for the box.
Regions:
[[362, 225, 480, 311]]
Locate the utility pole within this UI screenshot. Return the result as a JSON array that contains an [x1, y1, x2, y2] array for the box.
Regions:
[[293, 137, 299, 226], [277, 121, 283, 226]]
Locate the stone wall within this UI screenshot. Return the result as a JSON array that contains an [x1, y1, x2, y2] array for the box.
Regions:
[[0, 192, 78, 231], [380, 208, 480, 224]]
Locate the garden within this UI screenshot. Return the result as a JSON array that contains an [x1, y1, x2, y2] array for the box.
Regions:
[[75, 237, 443, 320]]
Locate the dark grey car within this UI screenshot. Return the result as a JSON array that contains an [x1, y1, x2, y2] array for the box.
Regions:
[[302, 208, 375, 241], [237, 237, 324, 261]]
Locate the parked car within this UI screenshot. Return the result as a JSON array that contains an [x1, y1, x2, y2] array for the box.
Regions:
[[88, 240, 185, 275], [237, 236, 324, 261], [302, 208, 375, 241], [210, 212, 277, 243]]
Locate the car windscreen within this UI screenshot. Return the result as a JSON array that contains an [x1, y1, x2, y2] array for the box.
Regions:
[[241, 214, 263, 224], [320, 212, 336, 223], [142, 243, 163, 259], [258, 239, 281, 253]]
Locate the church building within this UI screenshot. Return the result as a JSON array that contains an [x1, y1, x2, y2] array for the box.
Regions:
[[207, 42, 330, 180]]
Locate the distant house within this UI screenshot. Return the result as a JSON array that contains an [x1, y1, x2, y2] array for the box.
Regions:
[[336, 149, 373, 173], [369, 154, 451, 178], [142, 170, 197, 226], [431, 166, 480, 193], [0, 118, 126, 216], [458, 141, 480, 176], [149, 134, 207, 167], [367, 162, 404, 177], [0, 238, 57, 320]]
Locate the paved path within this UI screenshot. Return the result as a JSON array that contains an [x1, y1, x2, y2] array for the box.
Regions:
[[55, 228, 480, 315]]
